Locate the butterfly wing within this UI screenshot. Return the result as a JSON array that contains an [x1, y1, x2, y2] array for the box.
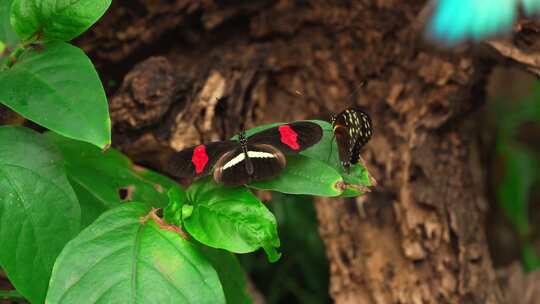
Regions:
[[426, 0, 517, 46], [332, 107, 373, 169], [352, 107, 373, 153], [213, 144, 286, 186], [248, 121, 323, 154], [350, 133, 370, 165], [167, 140, 238, 178], [332, 111, 354, 168], [249, 144, 287, 182], [523, 0, 540, 15]]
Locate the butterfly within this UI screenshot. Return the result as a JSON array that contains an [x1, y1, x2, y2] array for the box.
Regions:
[[426, 0, 540, 46], [331, 107, 373, 172], [167, 122, 323, 186]]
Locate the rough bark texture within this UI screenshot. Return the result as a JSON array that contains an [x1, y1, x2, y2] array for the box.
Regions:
[[65, 1, 540, 303]]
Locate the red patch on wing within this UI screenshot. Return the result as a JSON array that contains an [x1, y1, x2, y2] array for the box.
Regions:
[[278, 125, 300, 150], [192, 145, 209, 174]]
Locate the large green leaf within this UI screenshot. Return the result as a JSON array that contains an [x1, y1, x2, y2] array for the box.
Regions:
[[137, 167, 180, 194], [45, 132, 174, 226], [269, 194, 329, 301], [0, 42, 110, 148], [47, 203, 226, 304], [0, 126, 80, 304], [0, 0, 18, 47], [249, 155, 343, 196], [68, 176, 107, 228], [184, 178, 281, 262], [0, 40, 6, 55], [10, 0, 111, 41], [240, 194, 330, 304], [196, 246, 252, 304]]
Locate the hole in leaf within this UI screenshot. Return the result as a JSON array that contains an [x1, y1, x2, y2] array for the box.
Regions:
[[118, 185, 135, 201]]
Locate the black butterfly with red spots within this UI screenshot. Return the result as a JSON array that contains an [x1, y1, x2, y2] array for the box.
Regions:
[[167, 122, 323, 187]]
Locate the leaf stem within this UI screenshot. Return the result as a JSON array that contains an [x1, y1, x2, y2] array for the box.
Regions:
[[4, 33, 41, 68], [7, 46, 25, 67], [0, 290, 25, 300]]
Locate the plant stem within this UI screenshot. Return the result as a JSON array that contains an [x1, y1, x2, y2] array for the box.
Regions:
[[4, 33, 41, 68], [0, 290, 25, 300], [6, 45, 25, 68]]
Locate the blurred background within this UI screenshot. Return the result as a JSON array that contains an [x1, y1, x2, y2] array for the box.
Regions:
[[485, 68, 540, 271]]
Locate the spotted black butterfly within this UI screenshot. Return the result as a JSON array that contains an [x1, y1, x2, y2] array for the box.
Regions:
[[331, 107, 373, 172], [167, 122, 323, 186]]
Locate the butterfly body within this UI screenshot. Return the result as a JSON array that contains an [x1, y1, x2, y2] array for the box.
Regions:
[[168, 122, 322, 186], [331, 107, 373, 172]]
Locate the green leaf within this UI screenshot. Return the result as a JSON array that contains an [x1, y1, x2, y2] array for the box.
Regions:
[[68, 176, 107, 228], [196, 246, 252, 304], [497, 142, 537, 235], [45, 132, 172, 226], [47, 203, 226, 304], [10, 0, 111, 41], [0, 0, 18, 47], [240, 193, 330, 304], [185, 178, 281, 262], [0, 126, 80, 304], [137, 168, 180, 193], [339, 164, 373, 197], [163, 186, 187, 227], [269, 194, 327, 260], [250, 155, 343, 196], [0, 41, 110, 148], [274, 195, 329, 292], [522, 242, 540, 272]]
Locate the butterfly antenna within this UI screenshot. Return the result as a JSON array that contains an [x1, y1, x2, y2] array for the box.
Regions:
[[344, 79, 368, 108], [237, 120, 248, 140]]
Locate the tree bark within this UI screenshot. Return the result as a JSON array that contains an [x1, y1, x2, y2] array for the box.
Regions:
[[74, 1, 540, 303]]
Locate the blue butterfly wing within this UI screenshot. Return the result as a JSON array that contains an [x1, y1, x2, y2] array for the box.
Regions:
[[427, 0, 517, 46], [522, 0, 540, 15]]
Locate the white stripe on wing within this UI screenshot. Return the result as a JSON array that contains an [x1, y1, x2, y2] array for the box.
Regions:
[[222, 151, 276, 170]]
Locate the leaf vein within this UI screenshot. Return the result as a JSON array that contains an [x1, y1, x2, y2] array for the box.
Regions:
[[150, 225, 219, 297], [137, 259, 190, 303], [130, 224, 144, 304]]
